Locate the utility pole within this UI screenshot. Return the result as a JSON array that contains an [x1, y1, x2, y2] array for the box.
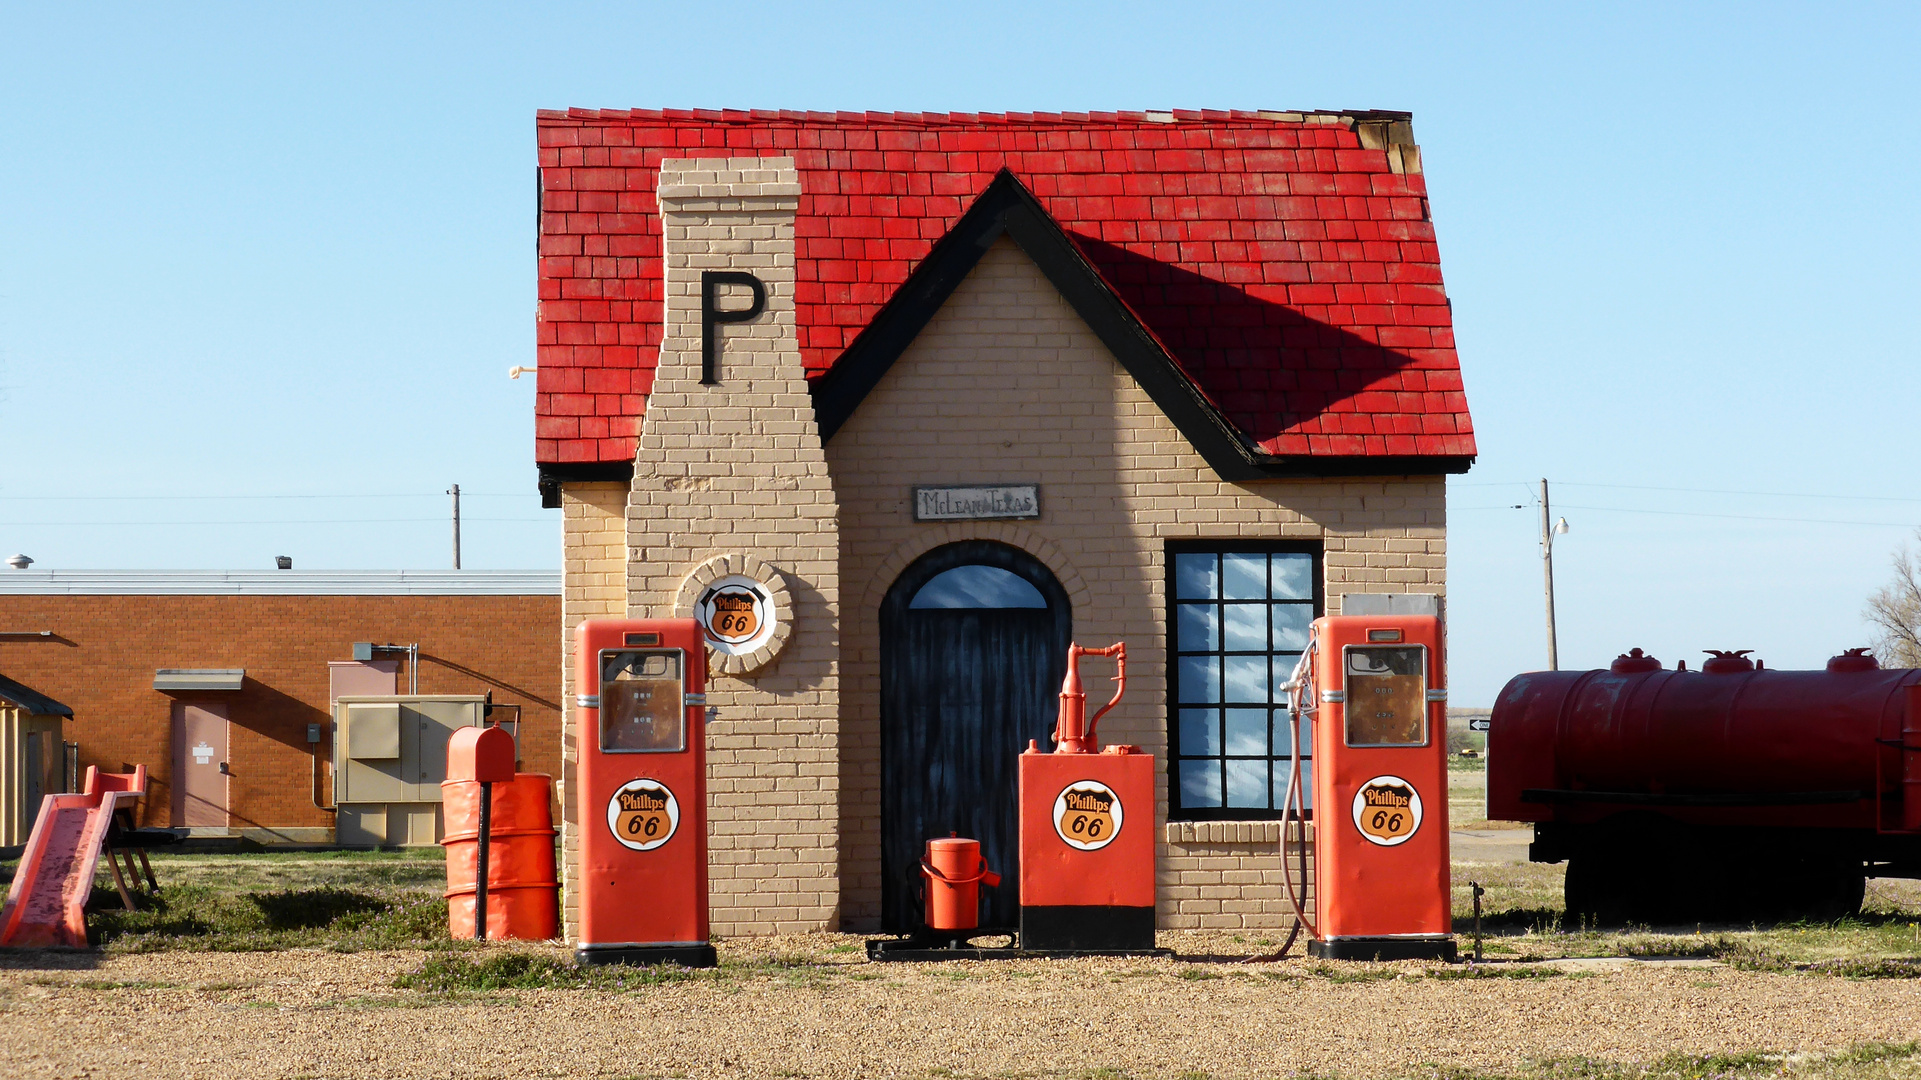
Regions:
[[1541, 479, 1557, 670], [1540, 478, 1569, 671], [449, 484, 461, 570]]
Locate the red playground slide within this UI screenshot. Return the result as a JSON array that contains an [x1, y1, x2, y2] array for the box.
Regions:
[[0, 766, 148, 948]]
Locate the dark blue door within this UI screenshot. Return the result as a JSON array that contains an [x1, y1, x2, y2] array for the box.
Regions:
[[879, 541, 1070, 933]]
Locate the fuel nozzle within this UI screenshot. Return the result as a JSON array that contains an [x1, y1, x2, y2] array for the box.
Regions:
[[1054, 642, 1126, 754]]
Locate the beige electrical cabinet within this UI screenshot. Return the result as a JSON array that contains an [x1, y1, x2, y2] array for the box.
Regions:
[[332, 695, 490, 847]]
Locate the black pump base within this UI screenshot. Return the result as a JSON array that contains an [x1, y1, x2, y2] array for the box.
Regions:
[[866, 927, 1018, 961], [1309, 936, 1457, 962], [1020, 904, 1156, 952], [865, 927, 1170, 962], [576, 943, 718, 968]]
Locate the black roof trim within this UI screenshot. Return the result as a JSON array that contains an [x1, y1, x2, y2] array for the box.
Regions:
[[537, 462, 635, 508], [810, 168, 1472, 481], [0, 673, 72, 717]]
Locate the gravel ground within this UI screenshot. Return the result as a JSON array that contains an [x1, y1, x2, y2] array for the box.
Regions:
[[5, 934, 1921, 1080]]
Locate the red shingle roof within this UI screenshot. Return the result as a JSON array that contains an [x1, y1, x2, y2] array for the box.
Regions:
[[536, 109, 1474, 467]]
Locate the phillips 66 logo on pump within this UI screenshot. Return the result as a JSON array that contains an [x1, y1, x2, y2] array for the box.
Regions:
[[1053, 781, 1123, 851], [1352, 776, 1422, 846], [1283, 610, 1455, 962], [607, 779, 680, 851], [574, 618, 715, 968]]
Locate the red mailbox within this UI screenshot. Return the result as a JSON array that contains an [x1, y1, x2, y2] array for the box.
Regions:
[[1290, 614, 1454, 961], [574, 617, 714, 967]]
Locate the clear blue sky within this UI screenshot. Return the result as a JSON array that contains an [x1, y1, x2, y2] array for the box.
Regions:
[[2, 2, 1916, 705]]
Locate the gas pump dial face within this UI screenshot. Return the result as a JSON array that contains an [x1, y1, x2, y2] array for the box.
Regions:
[[607, 778, 681, 851], [1351, 774, 1423, 846]]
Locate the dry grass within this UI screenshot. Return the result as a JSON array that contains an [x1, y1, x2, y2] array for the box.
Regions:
[[72, 849, 455, 952]]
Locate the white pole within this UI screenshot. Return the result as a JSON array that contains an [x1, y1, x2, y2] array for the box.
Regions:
[[1541, 478, 1558, 671]]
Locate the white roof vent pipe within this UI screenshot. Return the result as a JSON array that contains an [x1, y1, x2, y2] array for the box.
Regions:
[[6, 555, 33, 569]]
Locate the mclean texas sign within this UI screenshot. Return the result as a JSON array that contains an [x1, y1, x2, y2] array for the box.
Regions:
[[912, 485, 1041, 522]]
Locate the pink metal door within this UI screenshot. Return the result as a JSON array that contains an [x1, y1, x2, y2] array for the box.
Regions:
[[171, 702, 229, 828], [328, 660, 398, 703]]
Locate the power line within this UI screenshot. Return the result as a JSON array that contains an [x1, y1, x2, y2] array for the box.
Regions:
[[1453, 479, 1921, 504], [0, 492, 529, 502], [1563, 481, 1921, 504], [1450, 502, 1918, 528], [1, 518, 552, 527], [1558, 503, 1918, 528]]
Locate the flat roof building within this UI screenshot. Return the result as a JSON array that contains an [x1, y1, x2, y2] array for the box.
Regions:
[[0, 570, 561, 842]]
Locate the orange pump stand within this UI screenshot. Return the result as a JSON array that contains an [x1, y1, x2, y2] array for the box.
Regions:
[[573, 617, 716, 968], [1018, 746, 1156, 951], [1306, 613, 1455, 962]]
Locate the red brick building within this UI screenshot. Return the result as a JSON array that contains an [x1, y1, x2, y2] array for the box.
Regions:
[[0, 571, 560, 838]]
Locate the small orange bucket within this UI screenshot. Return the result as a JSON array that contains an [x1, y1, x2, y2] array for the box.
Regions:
[[921, 836, 1000, 931]]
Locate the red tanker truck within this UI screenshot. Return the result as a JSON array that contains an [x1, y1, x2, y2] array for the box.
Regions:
[[1489, 648, 1921, 923]]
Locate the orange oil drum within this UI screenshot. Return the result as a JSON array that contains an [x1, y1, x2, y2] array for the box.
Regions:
[[921, 836, 1000, 932], [441, 772, 559, 940]]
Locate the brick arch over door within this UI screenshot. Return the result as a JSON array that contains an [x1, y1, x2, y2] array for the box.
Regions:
[[857, 523, 1094, 615], [877, 539, 1073, 933]]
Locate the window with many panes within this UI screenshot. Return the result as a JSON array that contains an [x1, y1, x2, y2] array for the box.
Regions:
[[1167, 542, 1321, 820]]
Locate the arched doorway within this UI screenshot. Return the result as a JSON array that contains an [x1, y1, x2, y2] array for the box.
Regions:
[[879, 540, 1071, 933]]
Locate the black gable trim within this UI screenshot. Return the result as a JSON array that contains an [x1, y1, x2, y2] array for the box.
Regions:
[[810, 169, 1472, 481], [536, 462, 635, 508], [0, 673, 72, 718]]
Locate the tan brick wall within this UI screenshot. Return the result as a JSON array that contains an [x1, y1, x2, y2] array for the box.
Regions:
[[606, 157, 840, 937], [1162, 821, 1315, 930], [827, 237, 1445, 930], [558, 480, 630, 940]]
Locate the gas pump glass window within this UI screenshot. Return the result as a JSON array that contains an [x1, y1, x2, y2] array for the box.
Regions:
[[599, 649, 685, 753], [1343, 646, 1427, 746]]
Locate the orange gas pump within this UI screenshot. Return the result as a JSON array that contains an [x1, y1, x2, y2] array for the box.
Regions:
[[1017, 643, 1160, 953], [1280, 614, 1454, 961], [574, 618, 715, 967]]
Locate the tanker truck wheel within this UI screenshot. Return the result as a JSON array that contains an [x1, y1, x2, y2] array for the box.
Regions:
[[1563, 853, 1634, 927], [1800, 862, 1866, 923]]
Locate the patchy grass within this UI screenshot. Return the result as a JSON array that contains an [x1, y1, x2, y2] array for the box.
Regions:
[[84, 849, 455, 952], [1447, 751, 1490, 829], [24, 977, 179, 990], [1453, 859, 1568, 923], [1302, 963, 1402, 983], [1406, 1042, 1921, 1080], [389, 948, 858, 996], [1428, 964, 1565, 980], [394, 952, 674, 992], [93, 882, 451, 952], [1451, 855, 1921, 973]]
